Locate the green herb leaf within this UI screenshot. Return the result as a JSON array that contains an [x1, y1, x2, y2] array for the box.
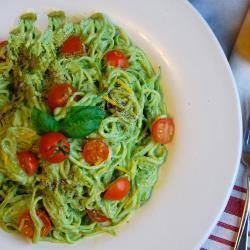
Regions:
[[31, 107, 60, 134], [60, 106, 105, 138]]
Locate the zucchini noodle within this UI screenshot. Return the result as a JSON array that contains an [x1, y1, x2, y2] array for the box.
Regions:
[[0, 11, 169, 243]]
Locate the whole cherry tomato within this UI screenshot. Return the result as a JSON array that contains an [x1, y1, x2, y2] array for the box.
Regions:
[[17, 151, 38, 176], [39, 132, 70, 163], [103, 177, 130, 201]]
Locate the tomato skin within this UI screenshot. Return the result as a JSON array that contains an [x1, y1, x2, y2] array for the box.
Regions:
[[19, 211, 34, 239], [19, 210, 52, 239], [0, 40, 8, 62], [103, 177, 130, 201], [151, 117, 175, 144], [82, 139, 109, 166], [60, 35, 85, 56], [0, 40, 7, 48], [104, 50, 128, 69], [39, 132, 70, 163], [86, 209, 109, 222], [47, 84, 75, 110], [17, 151, 38, 176], [36, 210, 52, 237]]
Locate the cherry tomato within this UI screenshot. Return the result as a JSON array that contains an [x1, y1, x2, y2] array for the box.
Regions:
[[82, 139, 109, 166], [39, 132, 70, 163], [17, 151, 38, 176], [19, 211, 34, 239], [0, 40, 8, 62], [60, 35, 85, 57], [19, 210, 52, 239], [86, 209, 109, 223], [103, 177, 130, 201], [36, 210, 52, 237], [47, 84, 75, 110], [151, 117, 175, 144], [0, 40, 7, 48], [104, 50, 128, 69]]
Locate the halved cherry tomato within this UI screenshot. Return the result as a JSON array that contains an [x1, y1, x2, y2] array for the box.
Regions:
[[151, 117, 175, 144], [36, 210, 52, 237], [0, 40, 7, 48], [60, 35, 85, 57], [39, 132, 70, 163], [104, 50, 128, 69], [47, 84, 75, 110], [19, 209, 52, 239], [18, 211, 34, 239], [82, 139, 109, 166], [103, 177, 130, 201], [86, 209, 109, 223], [17, 151, 38, 176]]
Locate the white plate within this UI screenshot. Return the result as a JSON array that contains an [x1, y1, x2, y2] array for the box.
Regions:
[[0, 1, 242, 249]]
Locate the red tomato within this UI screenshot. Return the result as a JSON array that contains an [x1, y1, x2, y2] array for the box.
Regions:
[[103, 177, 130, 201], [82, 139, 109, 166], [47, 84, 75, 110], [104, 50, 128, 69], [19, 211, 34, 239], [17, 151, 38, 176], [19, 210, 52, 239], [151, 117, 175, 144], [36, 210, 52, 237], [0, 40, 8, 62], [86, 209, 109, 223], [60, 35, 85, 56], [0, 40, 7, 48], [39, 132, 70, 163]]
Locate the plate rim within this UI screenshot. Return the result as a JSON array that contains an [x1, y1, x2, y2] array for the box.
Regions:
[[0, 1, 243, 249], [184, 1, 243, 248]]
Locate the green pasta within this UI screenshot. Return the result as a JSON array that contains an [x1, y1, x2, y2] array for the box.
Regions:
[[0, 11, 169, 243]]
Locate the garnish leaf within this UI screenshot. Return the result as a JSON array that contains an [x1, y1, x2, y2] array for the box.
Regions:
[[31, 107, 60, 134], [60, 106, 105, 138]]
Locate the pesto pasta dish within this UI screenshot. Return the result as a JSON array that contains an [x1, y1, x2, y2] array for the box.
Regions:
[[0, 11, 174, 243]]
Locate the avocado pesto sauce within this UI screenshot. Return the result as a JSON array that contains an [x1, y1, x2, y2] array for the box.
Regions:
[[0, 11, 169, 243]]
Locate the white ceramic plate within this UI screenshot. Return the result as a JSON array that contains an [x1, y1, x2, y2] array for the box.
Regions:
[[0, 1, 242, 249]]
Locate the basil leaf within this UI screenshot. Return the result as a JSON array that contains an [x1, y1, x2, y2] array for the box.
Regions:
[[60, 106, 105, 138], [31, 107, 60, 134]]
